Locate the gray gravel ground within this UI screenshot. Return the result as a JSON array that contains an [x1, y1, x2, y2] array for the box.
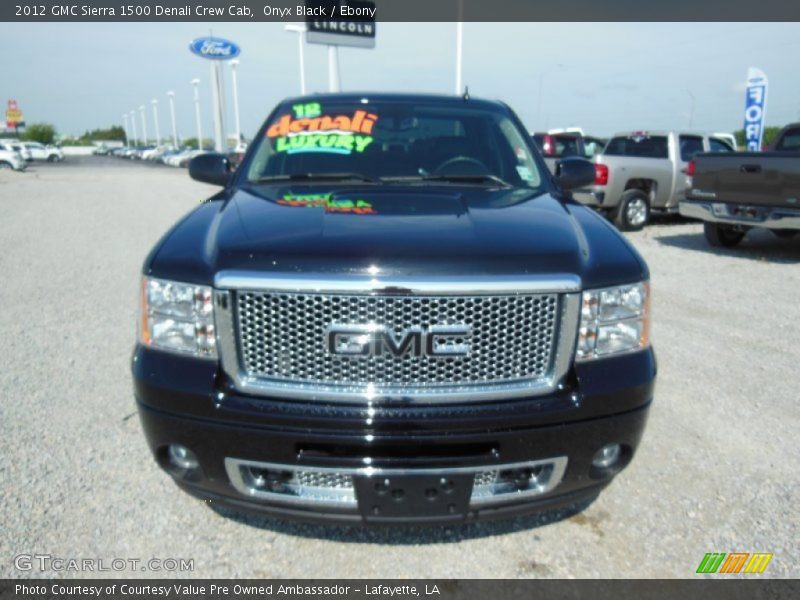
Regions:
[[1, 157, 798, 578]]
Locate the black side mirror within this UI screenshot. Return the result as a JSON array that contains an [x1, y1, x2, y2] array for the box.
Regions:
[[554, 157, 596, 191], [189, 153, 231, 186]]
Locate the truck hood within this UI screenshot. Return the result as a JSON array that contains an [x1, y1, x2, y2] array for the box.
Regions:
[[148, 183, 648, 288]]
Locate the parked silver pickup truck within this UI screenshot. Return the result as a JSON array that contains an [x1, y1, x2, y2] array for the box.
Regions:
[[573, 131, 734, 230]]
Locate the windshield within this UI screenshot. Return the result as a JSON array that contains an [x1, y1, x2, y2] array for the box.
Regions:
[[245, 100, 544, 188]]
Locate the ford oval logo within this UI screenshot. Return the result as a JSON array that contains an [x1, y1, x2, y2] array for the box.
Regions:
[[189, 37, 240, 60]]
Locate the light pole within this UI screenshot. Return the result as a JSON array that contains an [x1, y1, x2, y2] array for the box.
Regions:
[[130, 110, 138, 146], [230, 59, 242, 149], [327, 46, 341, 93], [455, 21, 463, 95], [284, 24, 307, 95], [151, 99, 161, 146], [122, 113, 130, 146], [191, 78, 203, 150], [139, 105, 148, 145], [167, 91, 178, 148]]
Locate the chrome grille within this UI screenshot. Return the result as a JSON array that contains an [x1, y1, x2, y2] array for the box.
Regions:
[[234, 291, 560, 390], [295, 471, 352, 489]]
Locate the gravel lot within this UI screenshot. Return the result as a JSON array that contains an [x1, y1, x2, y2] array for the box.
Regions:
[[1, 157, 798, 579]]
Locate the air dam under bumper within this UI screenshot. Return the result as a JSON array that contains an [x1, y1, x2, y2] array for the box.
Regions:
[[134, 347, 654, 525]]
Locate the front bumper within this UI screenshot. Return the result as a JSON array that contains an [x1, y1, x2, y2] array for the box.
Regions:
[[134, 346, 655, 525], [681, 199, 800, 231]]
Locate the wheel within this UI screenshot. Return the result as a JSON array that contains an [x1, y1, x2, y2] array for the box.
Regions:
[[613, 190, 650, 231], [704, 222, 747, 247], [0, 161, 11, 169], [47, 154, 57, 162]]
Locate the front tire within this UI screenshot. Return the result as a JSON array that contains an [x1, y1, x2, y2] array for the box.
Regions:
[[0, 161, 12, 170], [613, 190, 650, 231], [47, 154, 57, 162], [704, 222, 747, 247]]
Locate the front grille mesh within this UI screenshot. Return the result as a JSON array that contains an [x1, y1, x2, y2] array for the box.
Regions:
[[235, 291, 559, 389]]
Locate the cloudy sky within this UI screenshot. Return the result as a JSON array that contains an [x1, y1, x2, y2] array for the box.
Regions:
[[1, 21, 799, 139]]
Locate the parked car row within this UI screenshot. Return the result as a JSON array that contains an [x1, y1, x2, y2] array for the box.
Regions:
[[106, 143, 246, 169], [0, 140, 63, 167]]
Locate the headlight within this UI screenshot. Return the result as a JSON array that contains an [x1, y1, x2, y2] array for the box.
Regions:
[[139, 277, 216, 358], [576, 281, 650, 361]]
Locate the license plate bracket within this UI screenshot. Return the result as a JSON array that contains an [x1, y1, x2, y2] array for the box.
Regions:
[[353, 473, 474, 520]]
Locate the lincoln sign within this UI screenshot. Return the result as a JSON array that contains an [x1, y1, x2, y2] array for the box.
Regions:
[[305, 0, 376, 48]]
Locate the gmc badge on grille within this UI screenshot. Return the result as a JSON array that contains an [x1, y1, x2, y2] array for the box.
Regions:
[[326, 324, 471, 358]]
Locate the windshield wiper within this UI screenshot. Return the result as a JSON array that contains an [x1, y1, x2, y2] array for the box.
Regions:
[[254, 172, 379, 183], [381, 174, 512, 188]]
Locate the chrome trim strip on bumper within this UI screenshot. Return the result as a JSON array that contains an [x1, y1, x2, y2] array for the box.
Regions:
[[213, 285, 581, 404], [214, 271, 582, 294], [224, 456, 569, 508], [680, 200, 800, 230]]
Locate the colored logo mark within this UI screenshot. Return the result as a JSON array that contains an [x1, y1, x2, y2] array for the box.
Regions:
[[696, 552, 773, 574]]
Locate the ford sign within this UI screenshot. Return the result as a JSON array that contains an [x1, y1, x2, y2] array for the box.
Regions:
[[189, 37, 241, 60]]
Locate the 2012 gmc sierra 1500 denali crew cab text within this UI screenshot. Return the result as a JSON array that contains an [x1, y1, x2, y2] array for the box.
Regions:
[[133, 94, 656, 525]]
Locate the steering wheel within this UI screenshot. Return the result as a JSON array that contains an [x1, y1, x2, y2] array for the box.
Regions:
[[433, 156, 491, 176]]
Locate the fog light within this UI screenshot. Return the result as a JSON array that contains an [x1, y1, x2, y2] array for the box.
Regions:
[[168, 444, 199, 470], [592, 444, 621, 468]]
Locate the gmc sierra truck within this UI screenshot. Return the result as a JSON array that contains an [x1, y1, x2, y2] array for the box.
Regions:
[[133, 93, 656, 525], [681, 123, 800, 247], [574, 131, 734, 230]]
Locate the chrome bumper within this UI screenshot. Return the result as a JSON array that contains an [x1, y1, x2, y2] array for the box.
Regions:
[[680, 200, 800, 231]]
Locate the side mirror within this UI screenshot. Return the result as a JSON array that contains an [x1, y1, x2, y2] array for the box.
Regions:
[[554, 157, 596, 191], [189, 153, 231, 186]]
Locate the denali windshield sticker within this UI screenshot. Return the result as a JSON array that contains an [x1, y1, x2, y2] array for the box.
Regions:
[[267, 103, 378, 155], [276, 194, 377, 215]]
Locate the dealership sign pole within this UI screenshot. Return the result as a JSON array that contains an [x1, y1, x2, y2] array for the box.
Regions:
[[191, 79, 203, 149], [305, 0, 376, 92], [6, 99, 25, 135], [743, 67, 768, 151], [189, 36, 240, 152]]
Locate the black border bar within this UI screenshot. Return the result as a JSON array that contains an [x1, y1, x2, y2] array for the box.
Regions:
[[3, 0, 800, 22], [2, 580, 799, 600]]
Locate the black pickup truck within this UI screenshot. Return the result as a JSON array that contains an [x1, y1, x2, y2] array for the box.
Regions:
[[681, 123, 800, 247], [133, 93, 656, 525]]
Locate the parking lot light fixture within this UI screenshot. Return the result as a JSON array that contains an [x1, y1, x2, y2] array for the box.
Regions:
[[139, 105, 148, 145], [151, 99, 161, 146], [129, 110, 138, 146], [167, 91, 178, 148], [122, 113, 130, 146]]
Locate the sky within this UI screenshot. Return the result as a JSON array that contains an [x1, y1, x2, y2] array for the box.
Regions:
[[1, 22, 799, 140]]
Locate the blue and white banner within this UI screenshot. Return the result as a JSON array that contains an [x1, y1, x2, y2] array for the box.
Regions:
[[743, 67, 768, 152]]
